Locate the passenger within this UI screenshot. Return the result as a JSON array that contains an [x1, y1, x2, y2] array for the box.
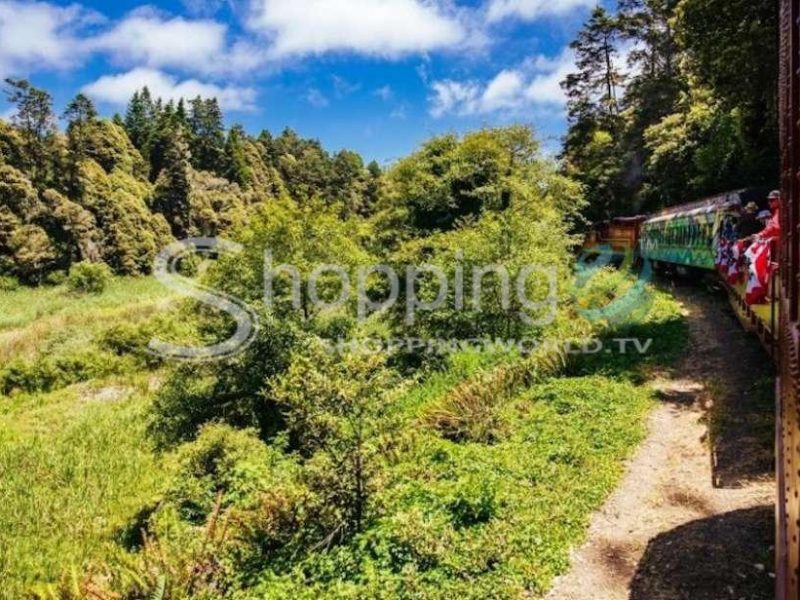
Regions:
[[757, 210, 772, 229], [758, 190, 783, 243], [738, 202, 763, 238]]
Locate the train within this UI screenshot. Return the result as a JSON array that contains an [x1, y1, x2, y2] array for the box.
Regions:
[[586, 1, 800, 592], [582, 188, 779, 355]]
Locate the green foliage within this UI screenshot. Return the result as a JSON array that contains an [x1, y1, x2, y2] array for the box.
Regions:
[[0, 349, 120, 396], [0, 81, 387, 283], [383, 126, 554, 233], [149, 311, 300, 446], [272, 344, 400, 538], [207, 197, 372, 315], [186, 168, 249, 236], [0, 274, 19, 290], [4, 78, 57, 187], [561, 0, 778, 218], [153, 127, 192, 237], [187, 97, 226, 175], [67, 261, 112, 294], [384, 132, 583, 350]]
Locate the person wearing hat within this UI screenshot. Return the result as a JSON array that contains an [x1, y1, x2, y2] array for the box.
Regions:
[[757, 190, 783, 243], [738, 201, 763, 238]]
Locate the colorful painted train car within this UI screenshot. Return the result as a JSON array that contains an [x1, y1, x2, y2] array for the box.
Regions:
[[639, 192, 744, 271]]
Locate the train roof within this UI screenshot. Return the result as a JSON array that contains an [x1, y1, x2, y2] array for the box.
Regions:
[[591, 215, 649, 227], [643, 189, 756, 225]]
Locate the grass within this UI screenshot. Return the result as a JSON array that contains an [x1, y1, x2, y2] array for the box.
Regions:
[[0, 277, 176, 598], [0, 276, 173, 332], [0, 376, 166, 599], [0, 270, 689, 598], [0, 277, 175, 364]]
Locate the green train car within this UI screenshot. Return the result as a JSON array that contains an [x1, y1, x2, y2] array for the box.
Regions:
[[639, 191, 746, 271]]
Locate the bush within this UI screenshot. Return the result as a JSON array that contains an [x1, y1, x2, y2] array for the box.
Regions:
[[0, 274, 19, 291], [67, 261, 112, 294], [43, 270, 67, 286], [0, 350, 123, 395]]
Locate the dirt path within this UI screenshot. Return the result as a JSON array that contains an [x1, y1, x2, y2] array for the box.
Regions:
[[546, 282, 776, 600]]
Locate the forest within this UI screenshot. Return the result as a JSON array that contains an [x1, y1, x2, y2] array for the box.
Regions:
[[0, 0, 777, 597], [562, 0, 778, 222]]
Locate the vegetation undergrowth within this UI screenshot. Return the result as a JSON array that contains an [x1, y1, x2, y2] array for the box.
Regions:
[[0, 126, 688, 599]]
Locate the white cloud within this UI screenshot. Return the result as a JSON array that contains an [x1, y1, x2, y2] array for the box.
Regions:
[[429, 80, 482, 118], [374, 85, 393, 101], [305, 87, 329, 107], [247, 0, 466, 58], [481, 70, 524, 111], [429, 48, 574, 117], [82, 67, 257, 111], [332, 75, 360, 97], [486, 0, 595, 23], [89, 12, 228, 73], [0, 1, 97, 79], [523, 50, 575, 106], [87, 9, 269, 75]]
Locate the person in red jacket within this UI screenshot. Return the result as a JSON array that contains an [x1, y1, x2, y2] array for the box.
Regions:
[[758, 190, 782, 242]]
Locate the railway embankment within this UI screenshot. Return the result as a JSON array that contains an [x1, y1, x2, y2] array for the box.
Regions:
[[548, 282, 775, 599]]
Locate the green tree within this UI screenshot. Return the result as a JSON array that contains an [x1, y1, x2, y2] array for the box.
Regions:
[[675, 0, 778, 187], [188, 97, 226, 175], [124, 87, 155, 154], [272, 345, 398, 538], [3, 78, 57, 187], [223, 124, 252, 187], [63, 93, 98, 190], [153, 128, 192, 237], [563, 7, 625, 127]]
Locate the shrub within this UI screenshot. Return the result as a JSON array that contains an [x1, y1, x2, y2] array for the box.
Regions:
[[0, 350, 122, 395], [43, 270, 67, 286], [0, 274, 19, 291], [271, 343, 400, 538], [67, 261, 112, 294]]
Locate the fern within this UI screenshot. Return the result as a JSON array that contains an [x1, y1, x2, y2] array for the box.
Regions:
[[149, 576, 166, 600]]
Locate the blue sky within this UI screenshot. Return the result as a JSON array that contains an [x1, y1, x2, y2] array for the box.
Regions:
[[0, 0, 604, 162]]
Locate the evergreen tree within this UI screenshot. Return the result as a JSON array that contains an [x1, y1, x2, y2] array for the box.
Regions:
[[153, 128, 192, 237], [124, 89, 150, 153], [3, 78, 56, 187], [188, 97, 226, 175], [224, 124, 252, 187], [364, 160, 382, 215], [563, 7, 625, 128], [63, 93, 98, 188]]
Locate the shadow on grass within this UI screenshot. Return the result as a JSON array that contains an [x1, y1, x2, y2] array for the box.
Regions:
[[571, 278, 776, 488], [629, 505, 774, 600], [565, 315, 689, 385]]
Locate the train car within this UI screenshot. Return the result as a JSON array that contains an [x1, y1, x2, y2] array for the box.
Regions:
[[776, 0, 799, 595], [583, 216, 649, 256], [640, 190, 770, 272]]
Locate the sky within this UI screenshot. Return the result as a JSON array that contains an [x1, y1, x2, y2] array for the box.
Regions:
[[0, 0, 605, 163]]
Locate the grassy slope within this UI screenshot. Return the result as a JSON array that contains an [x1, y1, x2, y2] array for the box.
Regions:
[[246, 287, 688, 598], [0, 278, 175, 598], [0, 277, 174, 363], [0, 275, 688, 598]]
